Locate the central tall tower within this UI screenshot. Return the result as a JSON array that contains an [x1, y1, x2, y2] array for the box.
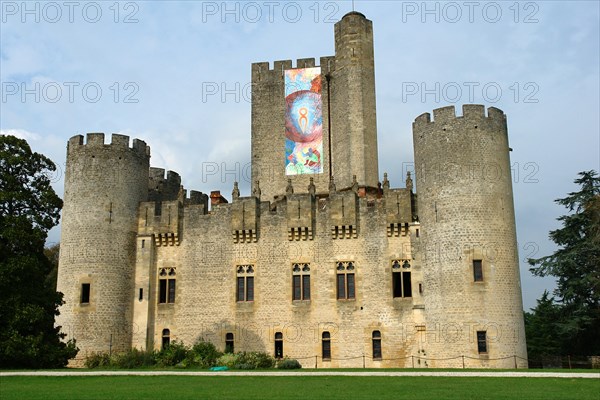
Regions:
[[330, 11, 379, 191], [251, 11, 379, 201]]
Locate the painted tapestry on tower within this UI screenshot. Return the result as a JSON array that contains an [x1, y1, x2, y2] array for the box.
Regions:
[[284, 67, 323, 175]]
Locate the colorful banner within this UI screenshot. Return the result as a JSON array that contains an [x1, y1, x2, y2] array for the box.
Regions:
[[284, 67, 323, 175]]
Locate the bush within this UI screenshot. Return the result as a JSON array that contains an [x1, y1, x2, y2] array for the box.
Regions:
[[84, 352, 111, 369], [216, 352, 240, 369], [277, 358, 302, 369], [155, 341, 189, 367], [112, 348, 155, 369], [184, 339, 222, 368], [236, 351, 276, 369]]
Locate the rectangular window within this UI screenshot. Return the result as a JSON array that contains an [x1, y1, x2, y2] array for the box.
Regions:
[[159, 279, 175, 304], [237, 276, 254, 302], [392, 272, 402, 297], [347, 273, 355, 299], [322, 334, 331, 360], [237, 277, 245, 302], [293, 275, 301, 300], [473, 260, 483, 282], [322, 340, 331, 360], [402, 271, 412, 297], [393, 271, 412, 298], [80, 283, 90, 304], [168, 279, 176, 303], [477, 331, 487, 353], [302, 275, 311, 300], [337, 273, 355, 299], [159, 279, 167, 303], [138, 288, 143, 301], [373, 340, 382, 359], [246, 276, 254, 301], [337, 274, 346, 299]]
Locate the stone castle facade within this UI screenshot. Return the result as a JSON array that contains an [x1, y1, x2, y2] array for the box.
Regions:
[[56, 12, 527, 368]]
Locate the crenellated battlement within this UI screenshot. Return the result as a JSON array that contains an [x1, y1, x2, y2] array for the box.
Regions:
[[136, 176, 415, 245], [413, 105, 507, 129], [67, 133, 149, 157], [148, 167, 181, 202], [251, 56, 336, 82]]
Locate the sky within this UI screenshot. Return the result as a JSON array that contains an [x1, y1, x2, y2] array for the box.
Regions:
[[1, 1, 598, 310]]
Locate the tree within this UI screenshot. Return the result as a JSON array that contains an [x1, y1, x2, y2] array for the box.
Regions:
[[44, 243, 60, 291], [528, 170, 600, 356], [0, 135, 78, 368], [524, 291, 564, 359]]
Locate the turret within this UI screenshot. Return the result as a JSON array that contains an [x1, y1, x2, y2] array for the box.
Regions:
[[56, 133, 150, 364], [412, 105, 527, 367], [330, 12, 379, 190]]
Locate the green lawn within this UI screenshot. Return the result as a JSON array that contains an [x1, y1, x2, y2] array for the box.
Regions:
[[1, 376, 598, 400]]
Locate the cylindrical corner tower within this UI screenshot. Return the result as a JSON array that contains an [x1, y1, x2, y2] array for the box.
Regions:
[[56, 133, 149, 362], [331, 11, 379, 189], [412, 105, 527, 368]]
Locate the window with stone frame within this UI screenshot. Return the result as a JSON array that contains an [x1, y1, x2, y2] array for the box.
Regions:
[[158, 267, 176, 304], [477, 331, 487, 353], [274, 332, 284, 359], [236, 265, 255, 302], [80, 283, 91, 304], [292, 263, 311, 301], [392, 260, 412, 298], [162, 329, 170, 349], [473, 259, 484, 282], [372, 330, 382, 360], [225, 332, 234, 353], [322, 331, 331, 360], [336, 261, 356, 300]]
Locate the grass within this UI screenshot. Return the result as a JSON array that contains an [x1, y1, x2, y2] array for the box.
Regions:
[[1, 376, 598, 400]]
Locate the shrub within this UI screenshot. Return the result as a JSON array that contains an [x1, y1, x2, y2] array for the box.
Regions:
[[216, 353, 240, 368], [84, 352, 111, 369], [112, 348, 155, 369], [236, 351, 276, 369], [155, 341, 189, 367], [277, 358, 302, 369], [185, 339, 222, 368]]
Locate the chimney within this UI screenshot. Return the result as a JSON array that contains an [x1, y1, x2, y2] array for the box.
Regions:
[[210, 191, 229, 206]]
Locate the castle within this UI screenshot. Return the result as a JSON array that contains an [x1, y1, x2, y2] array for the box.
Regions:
[[56, 12, 527, 368]]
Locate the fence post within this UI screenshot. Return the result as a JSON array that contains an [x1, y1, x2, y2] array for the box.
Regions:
[[315, 355, 318, 369], [109, 334, 113, 357], [411, 355, 414, 369], [514, 355, 518, 369], [362, 354, 365, 369], [462, 355, 465, 369]]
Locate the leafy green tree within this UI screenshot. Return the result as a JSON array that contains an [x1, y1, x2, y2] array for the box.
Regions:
[[528, 170, 600, 356], [44, 243, 60, 291], [524, 291, 563, 359], [0, 135, 78, 368]]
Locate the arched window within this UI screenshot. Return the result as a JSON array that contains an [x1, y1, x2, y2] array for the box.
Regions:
[[322, 331, 331, 360], [372, 330, 382, 360], [274, 332, 283, 359], [225, 332, 234, 353], [162, 329, 170, 349]]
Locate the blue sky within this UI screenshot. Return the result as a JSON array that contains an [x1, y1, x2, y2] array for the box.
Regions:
[[1, 1, 599, 310]]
